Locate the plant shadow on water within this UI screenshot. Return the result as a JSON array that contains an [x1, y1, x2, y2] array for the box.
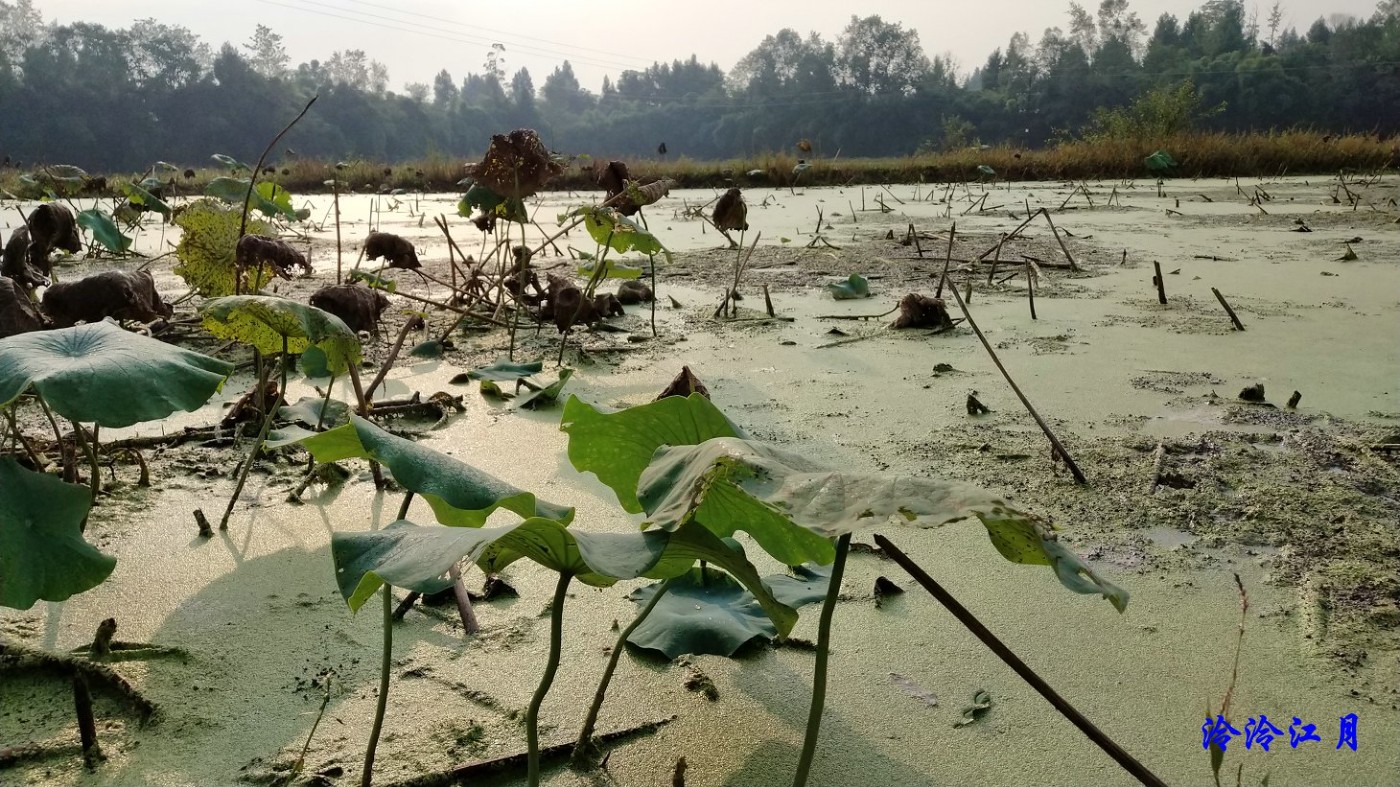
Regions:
[[96, 542, 483, 785]]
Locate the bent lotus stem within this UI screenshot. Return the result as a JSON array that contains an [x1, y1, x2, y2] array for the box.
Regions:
[[528, 572, 573, 787], [792, 533, 851, 787], [70, 419, 100, 504], [361, 583, 393, 787], [218, 338, 289, 530], [571, 578, 673, 767]]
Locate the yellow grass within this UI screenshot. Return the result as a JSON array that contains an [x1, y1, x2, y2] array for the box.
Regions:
[[3, 132, 1393, 199]]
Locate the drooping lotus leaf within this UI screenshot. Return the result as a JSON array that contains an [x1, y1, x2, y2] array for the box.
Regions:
[[201, 296, 362, 375], [332, 517, 798, 637], [465, 357, 544, 382], [279, 396, 349, 429], [627, 562, 830, 658], [559, 393, 744, 513], [577, 260, 644, 280], [516, 368, 573, 410], [638, 437, 1129, 611], [255, 181, 299, 221], [0, 458, 116, 609], [119, 181, 172, 219], [576, 206, 672, 262], [77, 208, 132, 253], [464, 129, 564, 199], [206, 177, 291, 219], [212, 153, 251, 172], [0, 320, 233, 427], [269, 414, 574, 526], [628, 568, 773, 658], [826, 273, 870, 300]]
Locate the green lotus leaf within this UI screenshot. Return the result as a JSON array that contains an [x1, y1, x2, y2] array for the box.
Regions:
[[206, 177, 286, 218], [627, 564, 828, 658], [577, 260, 644, 280], [409, 340, 444, 359], [826, 273, 870, 300], [334, 517, 798, 637], [977, 164, 997, 177], [47, 164, 89, 182], [173, 199, 275, 297], [333, 518, 666, 609], [119, 181, 172, 219], [269, 414, 574, 526], [77, 209, 132, 253], [516, 368, 573, 410], [201, 296, 362, 374], [465, 357, 544, 382], [559, 393, 743, 513], [0, 458, 115, 610], [255, 181, 298, 221], [0, 321, 233, 427], [212, 153, 251, 172], [347, 271, 397, 293], [576, 206, 672, 262], [279, 396, 349, 429], [639, 437, 1129, 611]]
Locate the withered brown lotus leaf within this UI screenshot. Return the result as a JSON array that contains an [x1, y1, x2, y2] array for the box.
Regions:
[[0, 276, 43, 338], [309, 284, 391, 336], [713, 188, 749, 232], [466, 128, 563, 199], [655, 365, 710, 401], [42, 270, 173, 329], [890, 293, 952, 330], [364, 231, 421, 269], [235, 234, 311, 280]]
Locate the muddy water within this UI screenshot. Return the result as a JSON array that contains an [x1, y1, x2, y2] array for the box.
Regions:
[[2, 176, 1398, 785]]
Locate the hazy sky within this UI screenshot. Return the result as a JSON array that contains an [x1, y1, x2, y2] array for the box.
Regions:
[[36, 0, 1381, 91]]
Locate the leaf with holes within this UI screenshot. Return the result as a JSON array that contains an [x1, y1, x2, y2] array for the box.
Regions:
[[200, 296, 362, 374]]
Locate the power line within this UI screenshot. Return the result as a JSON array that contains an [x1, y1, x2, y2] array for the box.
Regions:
[[251, 0, 649, 73], [333, 0, 662, 67]]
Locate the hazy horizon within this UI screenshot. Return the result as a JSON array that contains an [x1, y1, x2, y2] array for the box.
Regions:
[[33, 0, 1383, 93]]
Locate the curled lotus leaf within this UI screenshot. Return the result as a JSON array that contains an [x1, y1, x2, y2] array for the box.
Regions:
[[639, 436, 1129, 611]]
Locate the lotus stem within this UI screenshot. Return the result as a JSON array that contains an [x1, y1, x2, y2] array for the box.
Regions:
[[528, 572, 572, 787], [218, 341, 288, 530], [361, 583, 393, 787], [33, 391, 71, 483], [70, 419, 100, 505], [792, 533, 850, 787], [571, 578, 673, 766], [648, 252, 658, 338], [238, 94, 318, 243]]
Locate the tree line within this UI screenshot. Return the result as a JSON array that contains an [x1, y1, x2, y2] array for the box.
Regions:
[[0, 0, 1396, 172]]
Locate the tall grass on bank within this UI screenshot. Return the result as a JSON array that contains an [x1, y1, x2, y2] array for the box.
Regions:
[[2, 131, 1393, 199]]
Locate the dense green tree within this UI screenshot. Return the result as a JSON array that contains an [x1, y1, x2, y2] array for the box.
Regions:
[[0, 1, 1395, 171]]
